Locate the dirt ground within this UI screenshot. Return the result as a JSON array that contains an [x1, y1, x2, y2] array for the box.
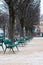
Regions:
[[0, 37, 43, 65]]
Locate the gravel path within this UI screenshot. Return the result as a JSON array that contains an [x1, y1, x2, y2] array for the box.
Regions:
[[0, 37, 43, 65]]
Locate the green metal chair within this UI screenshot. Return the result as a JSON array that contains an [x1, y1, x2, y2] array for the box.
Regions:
[[42, 33, 43, 37], [0, 33, 4, 52], [16, 37, 27, 45], [14, 37, 26, 46], [24, 36, 29, 40], [3, 39, 19, 54], [25, 36, 33, 40], [0, 38, 4, 51]]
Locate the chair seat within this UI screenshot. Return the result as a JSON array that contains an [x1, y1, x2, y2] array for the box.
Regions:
[[0, 44, 2, 46], [6, 43, 19, 48]]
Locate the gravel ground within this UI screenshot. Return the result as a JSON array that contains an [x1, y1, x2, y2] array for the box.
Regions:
[[0, 37, 43, 65]]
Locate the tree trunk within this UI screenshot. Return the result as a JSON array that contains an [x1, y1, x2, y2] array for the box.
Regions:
[[8, 2, 15, 39], [20, 19, 24, 37], [3, 26, 5, 38]]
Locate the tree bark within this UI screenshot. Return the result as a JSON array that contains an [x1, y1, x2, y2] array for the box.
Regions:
[[20, 18, 24, 37], [7, 1, 15, 39]]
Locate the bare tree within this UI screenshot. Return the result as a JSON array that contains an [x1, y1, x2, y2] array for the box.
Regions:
[[5, 0, 40, 38]]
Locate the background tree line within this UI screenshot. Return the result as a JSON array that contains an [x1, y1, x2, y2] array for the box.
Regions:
[[4, 0, 40, 39]]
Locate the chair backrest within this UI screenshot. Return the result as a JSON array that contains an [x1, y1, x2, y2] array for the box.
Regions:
[[20, 37, 24, 41], [0, 33, 4, 43], [16, 37, 20, 41], [14, 37, 20, 41], [0, 38, 3, 43], [3, 39, 12, 45]]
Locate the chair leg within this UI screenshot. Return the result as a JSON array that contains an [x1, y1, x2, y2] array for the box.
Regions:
[[2, 45, 4, 52], [4, 47, 7, 54], [16, 46, 19, 51], [12, 48, 15, 53]]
